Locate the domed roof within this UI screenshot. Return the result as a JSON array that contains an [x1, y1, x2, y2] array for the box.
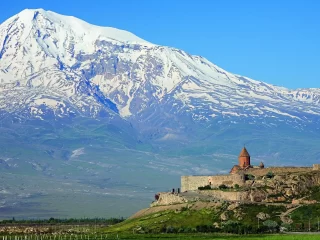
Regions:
[[239, 147, 250, 157], [230, 165, 241, 174]]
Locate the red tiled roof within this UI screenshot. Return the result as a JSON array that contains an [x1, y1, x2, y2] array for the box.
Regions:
[[239, 147, 250, 157]]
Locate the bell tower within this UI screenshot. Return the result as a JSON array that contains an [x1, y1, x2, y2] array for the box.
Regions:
[[239, 147, 250, 168]]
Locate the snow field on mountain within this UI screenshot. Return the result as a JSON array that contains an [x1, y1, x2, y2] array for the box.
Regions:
[[0, 8, 320, 122]]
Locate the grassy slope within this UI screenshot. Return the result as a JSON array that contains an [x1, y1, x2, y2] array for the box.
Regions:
[[99, 234, 320, 240], [105, 203, 285, 234], [290, 204, 320, 230], [105, 200, 320, 235]]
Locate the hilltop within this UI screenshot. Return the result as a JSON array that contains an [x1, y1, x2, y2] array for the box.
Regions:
[[106, 172, 320, 234], [105, 148, 320, 234]]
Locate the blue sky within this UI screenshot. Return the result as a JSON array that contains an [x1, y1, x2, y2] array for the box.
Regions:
[[1, 0, 319, 89]]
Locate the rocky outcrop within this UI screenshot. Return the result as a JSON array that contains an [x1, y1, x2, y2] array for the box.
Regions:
[[152, 171, 320, 207], [151, 192, 187, 207], [246, 171, 320, 203], [256, 212, 270, 220]]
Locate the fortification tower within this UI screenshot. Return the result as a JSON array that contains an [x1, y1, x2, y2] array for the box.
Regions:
[[239, 147, 250, 168]]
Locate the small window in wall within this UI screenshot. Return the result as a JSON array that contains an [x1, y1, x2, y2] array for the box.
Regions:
[[209, 182, 212, 185]]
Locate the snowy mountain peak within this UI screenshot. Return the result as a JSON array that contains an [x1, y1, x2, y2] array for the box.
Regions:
[[3, 9, 152, 46], [0, 9, 320, 125]]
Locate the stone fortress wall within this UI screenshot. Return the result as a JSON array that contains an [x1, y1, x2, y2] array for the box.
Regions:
[[313, 164, 320, 171], [181, 166, 319, 192], [151, 192, 186, 207], [152, 148, 320, 206], [181, 174, 244, 192], [199, 190, 247, 201], [246, 166, 313, 176], [151, 190, 247, 207]]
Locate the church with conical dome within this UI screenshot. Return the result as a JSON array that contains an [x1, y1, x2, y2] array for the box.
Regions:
[[156, 146, 320, 206], [181, 146, 266, 192], [239, 147, 251, 168], [229, 147, 259, 174], [157, 147, 320, 206]]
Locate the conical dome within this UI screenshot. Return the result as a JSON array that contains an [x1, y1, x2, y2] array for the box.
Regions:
[[239, 147, 250, 157]]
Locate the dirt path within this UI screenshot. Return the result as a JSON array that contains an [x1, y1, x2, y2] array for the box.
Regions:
[[280, 205, 301, 224]]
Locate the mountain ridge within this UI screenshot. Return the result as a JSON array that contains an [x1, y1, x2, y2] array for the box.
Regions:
[[1, 9, 320, 124], [0, 9, 320, 219]]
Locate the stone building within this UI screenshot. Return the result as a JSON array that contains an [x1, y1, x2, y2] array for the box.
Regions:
[[181, 147, 265, 192], [181, 173, 245, 192], [156, 147, 320, 205], [230, 147, 256, 174]]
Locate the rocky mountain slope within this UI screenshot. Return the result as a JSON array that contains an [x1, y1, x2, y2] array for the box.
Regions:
[[0, 9, 320, 218], [1, 9, 320, 126], [114, 171, 320, 234]]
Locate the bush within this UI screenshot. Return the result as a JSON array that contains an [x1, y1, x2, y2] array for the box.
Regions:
[[266, 171, 275, 179], [219, 184, 228, 190], [222, 220, 240, 234], [165, 226, 176, 233], [281, 223, 292, 232], [263, 220, 279, 232], [245, 174, 255, 180], [198, 185, 211, 190], [180, 206, 188, 211], [234, 184, 240, 189]]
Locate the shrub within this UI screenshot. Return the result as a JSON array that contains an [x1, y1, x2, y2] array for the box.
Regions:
[[180, 206, 188, 211], [245, 174, 255, 180], [281, 223, 291, 232], [219, 184, 228, 190], [234, 184, 240, 189], [198, 185, 212, 190], [222, 220, 240, 233], [266, 171, 275, 179], [165, 226, 176, 233], [263, 220, 279, 232]]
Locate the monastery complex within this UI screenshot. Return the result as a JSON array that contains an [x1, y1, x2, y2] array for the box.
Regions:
[[181, 147, 318, 192], [152, 147, 320, 206]]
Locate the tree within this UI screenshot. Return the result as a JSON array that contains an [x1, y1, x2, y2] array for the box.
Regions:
[[263, 220, 279, 232], [222, 220, 240, 233]]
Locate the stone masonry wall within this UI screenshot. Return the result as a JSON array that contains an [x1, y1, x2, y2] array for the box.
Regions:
[[199, 190, 247, 201], [181, 174, 245, 192], [208, 174, 244, 188], [313, 164, 320, 171], [151, 192, 186, 207], [246, 167, 312, 176], [181, 167, 317, 192], [151, 190, 247, 206], [181, 176, 209, 192]]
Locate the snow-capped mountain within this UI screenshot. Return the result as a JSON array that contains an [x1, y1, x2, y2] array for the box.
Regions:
[[1, 8, 320, 127], [1, 9, 320, 219]]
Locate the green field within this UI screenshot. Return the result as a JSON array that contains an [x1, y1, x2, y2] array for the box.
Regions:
[[1, 233, 320, 240], [112, 234, 320, 240]]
